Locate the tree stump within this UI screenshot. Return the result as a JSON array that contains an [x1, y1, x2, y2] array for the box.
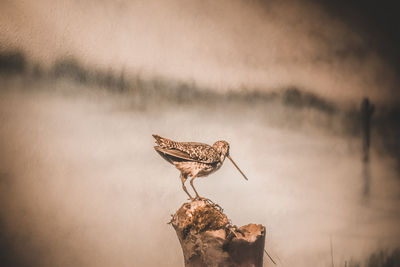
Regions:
[[170, 199, 266, 267]]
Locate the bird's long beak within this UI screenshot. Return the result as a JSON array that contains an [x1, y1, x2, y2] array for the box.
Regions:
[[227, 155, 248, 180]]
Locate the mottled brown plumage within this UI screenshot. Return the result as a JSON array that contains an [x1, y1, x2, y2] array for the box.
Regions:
[[153, 134, 248, 200]]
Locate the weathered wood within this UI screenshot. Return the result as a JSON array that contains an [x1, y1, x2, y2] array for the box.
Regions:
[[170, 199, 266, 267]]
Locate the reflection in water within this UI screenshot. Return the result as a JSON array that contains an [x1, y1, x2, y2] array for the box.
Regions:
[[362, 161, 371, 201]]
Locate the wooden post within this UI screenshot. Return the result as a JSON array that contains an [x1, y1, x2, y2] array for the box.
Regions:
[[361, 97, 374, 163], [360, 97, 374, 198], [170, 199, 266, 266]]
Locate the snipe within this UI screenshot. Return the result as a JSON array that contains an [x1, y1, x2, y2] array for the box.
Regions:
[[152, 134, 248, 200]]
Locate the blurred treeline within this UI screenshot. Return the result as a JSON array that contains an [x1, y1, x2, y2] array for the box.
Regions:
[[0, 49, 340, 112]]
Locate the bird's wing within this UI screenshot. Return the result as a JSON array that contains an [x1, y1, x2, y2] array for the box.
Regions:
[[152, 134, 220, 163], [174, 143, 220, 163], [154, 146, 219, 163], [154, 146, 193, 162]]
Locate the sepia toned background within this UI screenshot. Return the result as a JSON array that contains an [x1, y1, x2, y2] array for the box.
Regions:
[[1, 0, 399, 266]]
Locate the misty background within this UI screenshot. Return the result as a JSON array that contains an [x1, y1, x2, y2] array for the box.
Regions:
[[1, 0, 400, 266]]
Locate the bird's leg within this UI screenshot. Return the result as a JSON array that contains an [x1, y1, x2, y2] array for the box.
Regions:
[[189, 175, 202, 200], [181, 174, 194, 201]]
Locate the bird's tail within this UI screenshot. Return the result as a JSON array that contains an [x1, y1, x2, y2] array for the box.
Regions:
[[152, 134, 177, 148]]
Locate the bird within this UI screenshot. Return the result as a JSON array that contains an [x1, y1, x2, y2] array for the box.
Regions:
[[152, 134, 248, 200]]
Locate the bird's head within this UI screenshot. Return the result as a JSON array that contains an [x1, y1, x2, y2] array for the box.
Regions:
[[213, 140, 230, 161], [213, 140, 248, 181]]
